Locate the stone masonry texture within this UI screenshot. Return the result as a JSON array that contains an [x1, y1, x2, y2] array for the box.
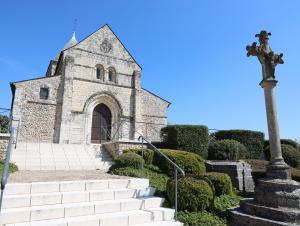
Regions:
[[10, 25, 169, 144]]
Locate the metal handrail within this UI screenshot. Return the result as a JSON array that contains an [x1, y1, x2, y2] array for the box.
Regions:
[[100, 120, 185, 220], [137, 132, 185, 220], [0, 129, 14, 210], [0, 115, 20, 211]]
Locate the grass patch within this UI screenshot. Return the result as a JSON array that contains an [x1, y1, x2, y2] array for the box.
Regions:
[[0, 160, 18, 175], [178, 211, 226, 226]]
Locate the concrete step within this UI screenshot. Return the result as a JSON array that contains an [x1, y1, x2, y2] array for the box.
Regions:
[[4, 179, 149, 195], [0, 197, 164, 224], [134, 221, 183, 226], [11, 143, 114, 171], [2, 187, 156, 208], [230, 208, 291, 226], [240, 198, 300, 223], [3, 208, 175, 225]]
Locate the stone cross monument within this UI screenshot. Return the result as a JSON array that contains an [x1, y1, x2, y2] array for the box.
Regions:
[[246, 30, 290, 179], [230, 31, 300, 226]]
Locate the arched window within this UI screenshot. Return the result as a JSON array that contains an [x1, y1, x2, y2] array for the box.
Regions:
[[108, 67, 117, 83], [96, 64, 104, 80]]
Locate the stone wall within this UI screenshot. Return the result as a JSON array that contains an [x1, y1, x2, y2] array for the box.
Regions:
[[140, 89, 169, 141], [12, 76, 62, 142], [0, 133, 10, 159], [103, 141, 147, 159], [205, 160, 255, 192], [10, 25, 170, 144]]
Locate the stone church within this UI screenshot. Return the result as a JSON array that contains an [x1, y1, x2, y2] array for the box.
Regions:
[[10, 24, 170, 145]]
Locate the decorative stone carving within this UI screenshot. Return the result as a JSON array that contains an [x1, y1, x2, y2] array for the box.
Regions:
[[100, 38, 112, 53], [246, 30, 284, 79], [230, 30, 300, 226]]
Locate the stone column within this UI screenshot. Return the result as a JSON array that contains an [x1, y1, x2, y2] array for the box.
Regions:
[[131, 70, 143, 140], [230, 30, 300, 226], [260, 79, 290, 179], [58, 55, 75, 144]]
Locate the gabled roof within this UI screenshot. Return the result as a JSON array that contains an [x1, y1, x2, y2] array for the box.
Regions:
[[62, 24, 142, 69], [142, 88, 171, 107]]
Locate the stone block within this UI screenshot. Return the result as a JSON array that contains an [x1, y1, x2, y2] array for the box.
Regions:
[[205, 160, 255, 192]]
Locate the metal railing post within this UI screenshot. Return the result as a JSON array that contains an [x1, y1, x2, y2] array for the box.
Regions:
[[141, 138, 144, 178], [175, 167, 178, 220], [0, 128, 14, 211]]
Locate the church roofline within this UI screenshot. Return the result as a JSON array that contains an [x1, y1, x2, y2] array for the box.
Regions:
[[10, 75, 60, 85], [142, 88, 171, 107], [62, 24, 142, 70]]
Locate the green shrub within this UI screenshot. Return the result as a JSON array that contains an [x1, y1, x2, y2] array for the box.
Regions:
[[0, 160, 18, 174], [213, 130, 265, 159], [161, 125, 209, 158], [167, 177, 214, 211], [212, 193, 241, 220], [178, 211, 226, 226], [207, 139, 248, 160], [264, 139, 299, 150], [194, 172, 232, 196], [123, 149, 154, 165], [154, 149, 206, 176], [264, 144, 300, 168], [112, 152, 144, 169]]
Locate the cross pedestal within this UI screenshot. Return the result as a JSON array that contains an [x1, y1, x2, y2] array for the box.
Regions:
[[230, 31, 300, 226]]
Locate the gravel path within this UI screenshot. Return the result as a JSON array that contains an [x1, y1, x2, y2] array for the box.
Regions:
[[8, 170, 131, 183]]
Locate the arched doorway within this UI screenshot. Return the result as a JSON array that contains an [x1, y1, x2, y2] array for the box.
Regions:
[[91, 103, 112, 143]]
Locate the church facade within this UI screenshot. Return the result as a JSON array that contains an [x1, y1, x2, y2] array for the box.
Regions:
[[10, 24, 170, 144]]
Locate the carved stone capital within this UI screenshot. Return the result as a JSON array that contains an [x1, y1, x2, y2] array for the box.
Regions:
[[259, 79, 278, 89]]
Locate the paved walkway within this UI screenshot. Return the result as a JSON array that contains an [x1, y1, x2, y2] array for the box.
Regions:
[[8, 170, 130, 183]]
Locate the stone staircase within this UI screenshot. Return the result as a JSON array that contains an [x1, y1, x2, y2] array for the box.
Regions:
[[0, 178, 182, 226], [10, 143, 113, 171]]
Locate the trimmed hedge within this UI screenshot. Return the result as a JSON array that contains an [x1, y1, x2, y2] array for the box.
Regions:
[[194, 172, 232, 196], [264, 139, 299, 150], [123, 149, 154, 165], [207, 139, 248, 160], [161, 125, 209, 158], [213, 129, 265, 159], [167, 177, 214, 211], [112, 152, 144, 169], [264, 144, 300, 168], [154, 149, 206, 176]]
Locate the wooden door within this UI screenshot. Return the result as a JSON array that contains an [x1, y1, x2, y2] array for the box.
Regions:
[[91, 104, 112, 143]]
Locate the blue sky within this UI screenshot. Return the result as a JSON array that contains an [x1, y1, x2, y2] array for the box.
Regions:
[[0, 0, 299, 140]]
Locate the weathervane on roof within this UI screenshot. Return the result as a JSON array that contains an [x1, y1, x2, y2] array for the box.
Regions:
[[73, 18, 78, 34]]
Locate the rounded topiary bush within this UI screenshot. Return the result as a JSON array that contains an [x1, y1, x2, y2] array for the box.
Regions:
[[207, 139, 248, 160], [194, 172, 232, 196], [154, 149, 206, 176], [113, 152, 144, 169], [264, 144, 300, 168], [167, 177, 214, 211], [123, 149, 154, 165]]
